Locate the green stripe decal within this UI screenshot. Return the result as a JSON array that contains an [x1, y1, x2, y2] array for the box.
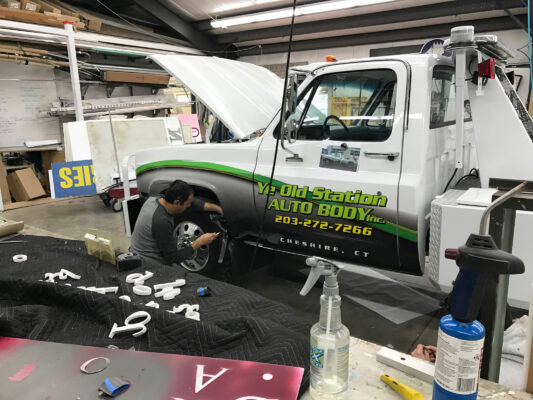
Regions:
[[137, 160, 418, 242]]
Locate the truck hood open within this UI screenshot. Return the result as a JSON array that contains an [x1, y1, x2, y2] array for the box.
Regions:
[[150, 54, 283, 140]]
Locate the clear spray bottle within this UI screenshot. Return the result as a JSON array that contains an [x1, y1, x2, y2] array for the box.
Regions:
[[300, 257, 350, 400]]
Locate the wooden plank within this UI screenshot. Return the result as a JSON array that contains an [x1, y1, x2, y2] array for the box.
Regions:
[[0, 6, 84, 29], [43, 11, 80, 22], [101, 70, 170, 85]]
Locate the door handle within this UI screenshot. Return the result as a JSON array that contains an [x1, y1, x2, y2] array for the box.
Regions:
[[363, 151, 400, 161]]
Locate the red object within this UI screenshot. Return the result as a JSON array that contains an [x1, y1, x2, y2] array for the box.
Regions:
[[63, 21, 74, 25], [445, 248, 460, 260], [478, 58, 495, 79], [326, 55, 338, 62], [1, 337, 304, 399], [108, 186, 138, 199]]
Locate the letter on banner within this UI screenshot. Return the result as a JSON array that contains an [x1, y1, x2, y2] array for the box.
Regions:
[[195, 365, 229, 393]]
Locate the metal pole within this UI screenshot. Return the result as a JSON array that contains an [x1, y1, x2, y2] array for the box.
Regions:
[[479, 181, 527, 235], [454, 48, 466, 169], [108, 111, 121, 183], [63, 21, 84, 122], [487, 208, 515, 382]]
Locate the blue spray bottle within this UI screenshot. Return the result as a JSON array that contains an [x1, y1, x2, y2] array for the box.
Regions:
[[433, 234, 524, 400]]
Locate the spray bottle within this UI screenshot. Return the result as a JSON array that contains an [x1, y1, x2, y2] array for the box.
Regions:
[[300, 257, 349, 400], [433, 234, 524, 400]]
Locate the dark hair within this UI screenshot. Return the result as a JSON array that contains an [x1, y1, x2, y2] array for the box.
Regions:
[[164, 180, 193, 204]]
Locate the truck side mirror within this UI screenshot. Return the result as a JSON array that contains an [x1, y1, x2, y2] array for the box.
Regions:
[[287, 74, 298, 114]]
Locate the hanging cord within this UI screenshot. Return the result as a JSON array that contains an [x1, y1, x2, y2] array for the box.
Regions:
[[444, 168, 458, 192], [248, 0, 298, 275]]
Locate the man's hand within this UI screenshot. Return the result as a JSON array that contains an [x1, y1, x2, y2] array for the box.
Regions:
[[191, 233, 218, 250], [411, 344, 437, 363]]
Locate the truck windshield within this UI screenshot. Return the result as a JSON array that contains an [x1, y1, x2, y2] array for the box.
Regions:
[[293, 69, 397, 142]]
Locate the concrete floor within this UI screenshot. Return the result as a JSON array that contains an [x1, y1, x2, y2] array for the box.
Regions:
[[3, 195, 443, 354]]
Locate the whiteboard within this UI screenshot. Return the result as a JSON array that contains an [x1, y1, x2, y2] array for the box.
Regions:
[[0, 80, 60, 148]]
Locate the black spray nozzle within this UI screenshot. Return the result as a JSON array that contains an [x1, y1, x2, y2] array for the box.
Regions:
[[448, 234, 524, 323]]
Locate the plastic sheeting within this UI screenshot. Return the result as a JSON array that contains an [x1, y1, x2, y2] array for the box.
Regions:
[[338, 268, 443, 325]]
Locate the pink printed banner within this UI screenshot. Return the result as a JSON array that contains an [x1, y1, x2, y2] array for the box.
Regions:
[[0, 337, 304, 399], [178, 114, 203, 143]]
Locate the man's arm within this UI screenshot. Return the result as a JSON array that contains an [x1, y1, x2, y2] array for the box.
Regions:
[[191, 198, 223, 215], [152, 213, 194, 265]]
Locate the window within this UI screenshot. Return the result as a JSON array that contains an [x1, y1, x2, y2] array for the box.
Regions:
[[293, 69, 397, 142], [430, 67, 456, 128]]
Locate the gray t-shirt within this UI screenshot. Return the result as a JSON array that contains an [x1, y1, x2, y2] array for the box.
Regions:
[[130, 196, 205, 265]]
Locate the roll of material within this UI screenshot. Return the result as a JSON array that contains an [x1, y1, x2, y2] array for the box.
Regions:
[[13, 254, 27, 263]]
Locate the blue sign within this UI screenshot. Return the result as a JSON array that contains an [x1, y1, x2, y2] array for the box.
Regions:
[[51, 160, 97, 198]]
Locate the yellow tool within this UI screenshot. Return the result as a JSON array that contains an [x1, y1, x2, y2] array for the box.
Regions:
[[380, 374, 425, 400]]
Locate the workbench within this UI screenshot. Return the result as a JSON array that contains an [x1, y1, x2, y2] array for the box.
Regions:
[[301, 337, 532, 399]]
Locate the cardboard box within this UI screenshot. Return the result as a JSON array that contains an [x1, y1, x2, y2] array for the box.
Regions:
[[41, 150, 65, 194], [0, 162, 11, 204], [7, 168, 46, 202], [20, 0, 39, 12], [0, 0, 21, 9]]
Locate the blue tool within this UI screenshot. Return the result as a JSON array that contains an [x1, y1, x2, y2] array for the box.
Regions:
[[98, 377, 130, 397], [433, 234, 524, 400]]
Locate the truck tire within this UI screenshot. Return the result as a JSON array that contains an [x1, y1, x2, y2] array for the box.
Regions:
[[173, 209, 226, 278]]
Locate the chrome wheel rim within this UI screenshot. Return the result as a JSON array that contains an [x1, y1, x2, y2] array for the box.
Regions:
[[174, 221, 209, 271]]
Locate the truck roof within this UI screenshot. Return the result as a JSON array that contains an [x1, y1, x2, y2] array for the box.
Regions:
[[290, 53, 453, 74]]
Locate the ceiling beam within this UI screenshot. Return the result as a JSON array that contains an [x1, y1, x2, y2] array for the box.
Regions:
[[238, 15, 527, 56], [216, 0, 525, 44], [131, 0, 225, 52]]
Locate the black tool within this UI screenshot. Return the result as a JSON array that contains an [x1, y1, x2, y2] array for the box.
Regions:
[[98, 377, 130, 397], [116, 252, 142, 272], [446, 234, 525, 322]]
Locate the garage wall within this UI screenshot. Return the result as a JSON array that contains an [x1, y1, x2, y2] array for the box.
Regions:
[[241, 29, 529, 68], [241, 28, 530, 103]]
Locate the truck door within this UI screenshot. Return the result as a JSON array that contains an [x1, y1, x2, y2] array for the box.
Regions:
[[254, 61, 418, 274]]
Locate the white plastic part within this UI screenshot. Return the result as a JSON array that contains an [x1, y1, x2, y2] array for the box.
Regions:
[[145, 301, 159, 309], [126, 273, 143, 283], [153, 279, 186, 290], [119, 295, 131, 302], [133, 285, 152, 296], [133, 271, 154, 285], [13, 254, 27, 263], [376, 346, 435, 383], [80, 357, 110, 374], [186, 311, 200, 321], [108, 311, 151, 339], [78, 286, 119, 295], [60, 269, 81, 280], [162, 288, 181, 300], [44, 269, 81, 282]]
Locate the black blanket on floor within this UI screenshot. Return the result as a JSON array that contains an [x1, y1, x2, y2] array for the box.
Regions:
[[0, 235, 310, 395]]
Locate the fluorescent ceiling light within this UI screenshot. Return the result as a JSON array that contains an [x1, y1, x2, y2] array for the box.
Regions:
[[255, 0, 284, 4], [211, 0, 395, 28]]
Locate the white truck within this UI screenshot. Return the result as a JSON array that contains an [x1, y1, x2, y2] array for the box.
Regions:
[[125, 26, 533, 306]]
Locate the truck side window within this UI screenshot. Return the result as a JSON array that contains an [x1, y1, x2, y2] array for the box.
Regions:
[[295, 69, 397, 142], [430, 67, 456, 128]]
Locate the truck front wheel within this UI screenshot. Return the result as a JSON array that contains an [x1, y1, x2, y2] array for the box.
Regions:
[[173, 210, 226, 278]]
